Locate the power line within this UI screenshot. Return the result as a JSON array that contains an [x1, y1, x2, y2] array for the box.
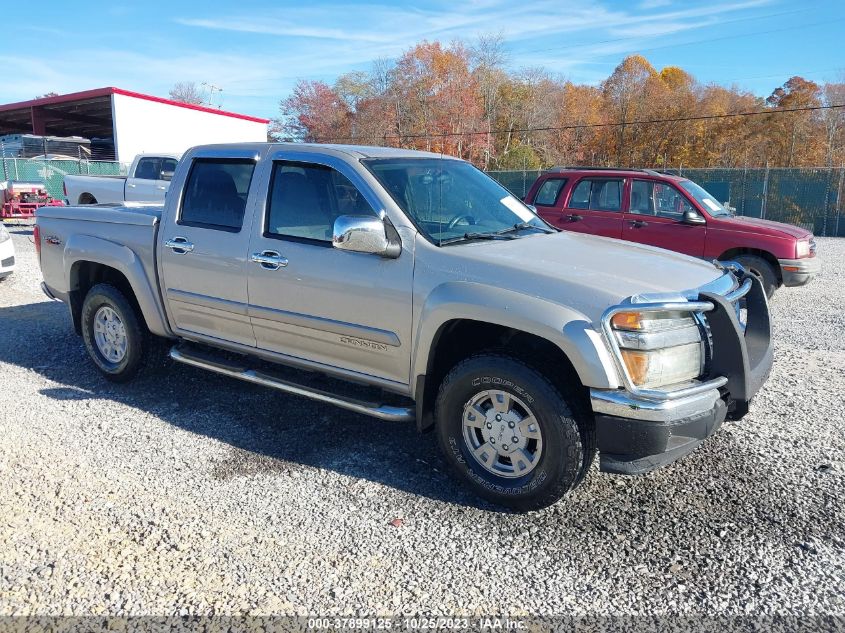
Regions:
[[314, 103, 845, 143]]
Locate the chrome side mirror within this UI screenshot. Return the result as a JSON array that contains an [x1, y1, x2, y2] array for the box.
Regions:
[[160, 171, 174, 182], [682, 209, 706, 225], [333, 215, 398, 257]]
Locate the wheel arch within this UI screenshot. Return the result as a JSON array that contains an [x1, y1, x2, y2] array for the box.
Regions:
[[412, 283, 619, 432], [65, 235, 170, 337], [719, 247, 782, 284]]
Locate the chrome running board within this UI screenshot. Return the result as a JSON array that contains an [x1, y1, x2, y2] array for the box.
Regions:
[[169, 345, 414, 422]]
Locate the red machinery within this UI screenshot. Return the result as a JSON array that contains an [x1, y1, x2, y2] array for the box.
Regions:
[[1, 181, 64, 219]]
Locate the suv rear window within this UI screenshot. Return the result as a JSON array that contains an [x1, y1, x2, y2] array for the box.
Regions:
[[533, 178, 567, 206]]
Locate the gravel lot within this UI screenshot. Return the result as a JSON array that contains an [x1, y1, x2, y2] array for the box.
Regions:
[[0, 223, 843, 619]]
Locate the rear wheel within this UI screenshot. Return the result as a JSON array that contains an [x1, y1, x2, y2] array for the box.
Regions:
[[730, 254, 778, 298], [435, 353, 592, 511], [81, 283, 147, 382]]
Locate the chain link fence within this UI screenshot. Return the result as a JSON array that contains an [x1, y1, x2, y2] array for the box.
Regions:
[[487, 167, 845, 237], [0, 158, 127, 201], [2, 159, 843, 236]]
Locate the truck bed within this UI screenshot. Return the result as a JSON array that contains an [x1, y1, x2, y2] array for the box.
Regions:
[[36, 205, 162, 316]]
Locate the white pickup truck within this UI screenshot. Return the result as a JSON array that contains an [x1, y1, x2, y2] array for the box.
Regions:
[[63, 154, 180, 205]]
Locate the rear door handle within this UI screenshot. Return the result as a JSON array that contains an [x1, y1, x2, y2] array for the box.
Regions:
[[250, 250, 288, 270], [567, 214, 583, 222], [127, 183, 136, 188], [164, 237, 194, 253], [630, 219, 648, 228], [156, 185, 167, 190]]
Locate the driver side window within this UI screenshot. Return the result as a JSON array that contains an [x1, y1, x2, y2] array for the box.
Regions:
[[630, 179, 693, 219], [266, 161, 377, 244]]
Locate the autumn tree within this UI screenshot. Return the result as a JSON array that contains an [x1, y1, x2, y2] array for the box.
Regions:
[[471, 33, 508, 168], [275, 80, 351, 142], [602, 55, 661, 166], [820, 81, 845, 166], [272, 40, 842, 170], [765, 77, 823, 166]]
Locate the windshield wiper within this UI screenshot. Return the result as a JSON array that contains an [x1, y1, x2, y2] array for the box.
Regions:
[[496, 222, 556, 236], [439, 232, 518, 245], [439, 222, 556, 246], [440, 233, 516, 246]]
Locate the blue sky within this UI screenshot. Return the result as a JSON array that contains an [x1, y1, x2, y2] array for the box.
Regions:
[[2, 0, 843, 120]]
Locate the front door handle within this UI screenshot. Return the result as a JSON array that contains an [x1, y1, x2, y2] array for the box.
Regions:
[[567, 214, 583, 222], [127, 183, 136, 188], [630, 219, 648, 228], [250, 250, 288, 270], [164, 237, 194, 254]]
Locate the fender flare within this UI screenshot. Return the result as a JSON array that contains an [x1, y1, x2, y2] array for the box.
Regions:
[[411, 282, 620, 397], [63, 234, 171, 337]]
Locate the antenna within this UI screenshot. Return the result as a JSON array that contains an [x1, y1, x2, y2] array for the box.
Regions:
[[201, 82, 223, 108]]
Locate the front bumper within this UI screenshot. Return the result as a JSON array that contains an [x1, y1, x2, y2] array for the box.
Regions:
[[778, 256, 820, 287], [590, 271, 773, 475]]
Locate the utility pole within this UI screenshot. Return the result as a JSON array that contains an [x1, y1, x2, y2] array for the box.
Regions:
[[202, 82, 223, 108]]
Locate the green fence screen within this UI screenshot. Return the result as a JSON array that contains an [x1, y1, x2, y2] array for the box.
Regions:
[[487, 167, 845, 237], [3, 160, 843, 237], [0, 159, 127, 201]]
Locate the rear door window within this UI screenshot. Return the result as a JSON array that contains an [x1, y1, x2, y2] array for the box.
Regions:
[[533, 178, 567, 207], [567, 178, 623, 212], [179, 159, 256, 231]]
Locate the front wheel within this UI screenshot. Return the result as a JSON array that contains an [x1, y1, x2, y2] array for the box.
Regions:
[[731, 254, 778, 299], [435, 354, 593, 511], [81, 283, 148, 382]]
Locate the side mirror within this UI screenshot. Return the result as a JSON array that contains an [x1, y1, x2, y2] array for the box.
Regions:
[[160, 171, 174, 182], [333, 215, 399, 257], [682, 209, 706, 225], [526, 204, 538, 214]]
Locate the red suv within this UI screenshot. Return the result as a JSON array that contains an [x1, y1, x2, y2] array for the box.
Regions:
[[524, 168, 819, 297]]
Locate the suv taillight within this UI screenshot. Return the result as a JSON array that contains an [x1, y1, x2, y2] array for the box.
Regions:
[[33, 224, 41, 265]]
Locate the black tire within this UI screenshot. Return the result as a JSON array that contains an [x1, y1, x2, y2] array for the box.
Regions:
[[731, 254, 778, 299], [435, 353, 593, 511], [81, 283, 148, 382]]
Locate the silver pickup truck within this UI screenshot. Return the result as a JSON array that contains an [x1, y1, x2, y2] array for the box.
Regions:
[[36, 143, 774, 510]]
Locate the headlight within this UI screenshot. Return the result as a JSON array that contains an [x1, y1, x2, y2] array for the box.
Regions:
[[0, 224, 10, 244], [610, 310, 704, 389], [796, 238, 812, 258]]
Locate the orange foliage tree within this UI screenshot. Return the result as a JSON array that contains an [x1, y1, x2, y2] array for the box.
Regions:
[[274, 45, 845, 170]]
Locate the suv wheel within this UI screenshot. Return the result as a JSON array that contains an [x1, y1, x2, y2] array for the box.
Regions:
[[81, 283, 148, 382], [731, 254, 778, 298], [435, 353, 592, 511]]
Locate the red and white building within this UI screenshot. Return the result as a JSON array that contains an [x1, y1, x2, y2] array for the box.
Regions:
[[0, 87, 269, 162]]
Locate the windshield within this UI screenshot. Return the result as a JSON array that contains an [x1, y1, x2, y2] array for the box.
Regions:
[[364, 158, 551, 244], [679, 179, 732, 217]]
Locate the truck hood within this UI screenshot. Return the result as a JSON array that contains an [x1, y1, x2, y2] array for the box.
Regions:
[[715, 215, 811, 239], [437, 231, 727, 322]]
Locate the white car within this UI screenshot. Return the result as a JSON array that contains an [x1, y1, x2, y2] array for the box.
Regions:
[[0, 223, 15, 280], [63, 153, 180, 205]]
